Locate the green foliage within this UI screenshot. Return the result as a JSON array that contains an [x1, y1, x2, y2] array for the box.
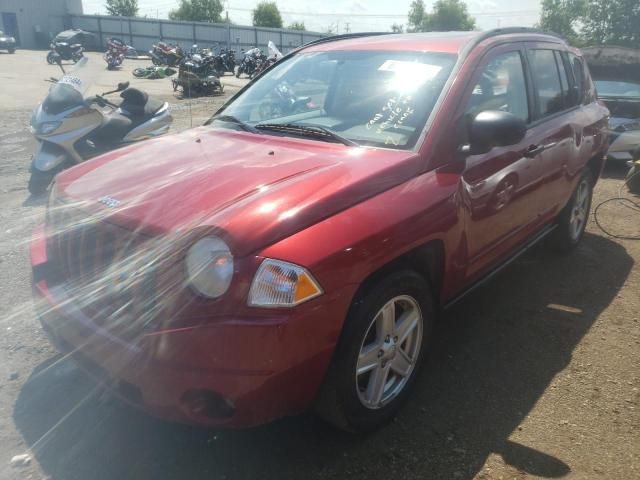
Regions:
[[539, 0, 639, 47], [391, 23, 404, 33], [252, 1, 283, 28], [407, 0, 475, 33], [538, 0, 586, 43], [424, 0, 475, 31], [407, 0, 426, 32], [582, 0, 640, 46], [105, 0, 138, 17], [168, 0, 224, 23], [288, 21, 306, 31]]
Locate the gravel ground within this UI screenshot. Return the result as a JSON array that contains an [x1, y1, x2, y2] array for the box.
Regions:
[[0, 50, 638, 480]]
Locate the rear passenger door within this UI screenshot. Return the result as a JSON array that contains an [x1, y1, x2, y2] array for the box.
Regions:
[[524, 44, 585, 220]]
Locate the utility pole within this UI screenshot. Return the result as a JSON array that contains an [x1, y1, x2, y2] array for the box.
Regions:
[[345, 22, 350, 33]]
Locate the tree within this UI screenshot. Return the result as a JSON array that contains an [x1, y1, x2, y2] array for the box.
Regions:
[[423, 0, 475, 31], [288, 21, 306, 31], [105, 0, 138, 17], [252, 1, 283, 28], [582, 0, 640, 46], [407, 0, 426, 32], [538, 0, 586, 43], [407, 0, 475, 32], [391, 23, 404, 33], [169, 0, 224, 23]]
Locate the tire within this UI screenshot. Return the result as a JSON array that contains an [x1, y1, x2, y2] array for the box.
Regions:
[[626, 163, 640, 195], [151, 56, 162, 66], [46, 51, 55, 64], [314, 270, 434, 432], [8, 47, 15, 54], [133, 68, 147, 78], [28, 169, 56, 196], [549, 169, 594, 252]]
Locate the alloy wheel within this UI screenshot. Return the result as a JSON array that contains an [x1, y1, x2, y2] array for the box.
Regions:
[[355, 295, 423, 409]]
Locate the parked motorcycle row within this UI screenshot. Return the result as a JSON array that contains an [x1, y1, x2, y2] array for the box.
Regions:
[[32, 32, 286, 194]]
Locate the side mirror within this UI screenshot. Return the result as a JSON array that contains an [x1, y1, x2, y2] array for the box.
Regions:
[[117, 81, 130, 91], [462, 110, 527, 156]]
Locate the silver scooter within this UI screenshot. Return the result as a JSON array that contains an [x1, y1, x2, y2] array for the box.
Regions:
[[29, 57, 173, 194]]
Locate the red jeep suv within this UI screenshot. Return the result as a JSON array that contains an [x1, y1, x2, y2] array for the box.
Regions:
[[31, 29, 609, 431]]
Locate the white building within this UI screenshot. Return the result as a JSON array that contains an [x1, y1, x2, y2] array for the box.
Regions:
[[0, 0, 83, 48]]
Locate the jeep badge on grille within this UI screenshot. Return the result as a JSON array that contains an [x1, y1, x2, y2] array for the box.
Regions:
[[99, 196, 121, 208]]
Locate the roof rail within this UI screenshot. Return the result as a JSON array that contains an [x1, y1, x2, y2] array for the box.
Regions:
[[473, 27, 566, 43], [298, 32, 391, 50]]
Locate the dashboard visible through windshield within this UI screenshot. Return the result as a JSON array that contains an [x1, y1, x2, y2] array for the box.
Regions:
[[211, 50, 457, 149]]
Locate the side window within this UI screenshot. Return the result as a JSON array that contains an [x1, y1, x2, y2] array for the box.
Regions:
[[465, 51, 529, 122], [568, 53, 585, 104], [528, 49, 564, 117]]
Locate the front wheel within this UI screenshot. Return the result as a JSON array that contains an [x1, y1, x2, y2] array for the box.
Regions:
[[315, 270, 434, 432], [549, 169, 594, 252], [72, 51, 83, 63], [8, 47, 15, 54], [46, 51, 55, 64], [28, 169, 56, 196]]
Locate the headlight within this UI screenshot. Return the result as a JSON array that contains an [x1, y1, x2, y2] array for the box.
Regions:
[[39, 121, 61, 135], [248, 259, 323, 307], [185, 237, 234, 298]]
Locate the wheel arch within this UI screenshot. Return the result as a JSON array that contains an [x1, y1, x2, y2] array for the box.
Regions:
[[349, 239, 446, 314]]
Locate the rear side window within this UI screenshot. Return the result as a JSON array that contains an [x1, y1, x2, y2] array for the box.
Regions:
[[528, 49, 564, 117], [568, 53, 585, 104], [466, 51, 529, 122]]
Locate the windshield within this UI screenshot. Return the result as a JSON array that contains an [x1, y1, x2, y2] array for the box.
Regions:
[[595, 80, 640, 98], [42, 58, 97, 114], [213, 50, 456, 149]]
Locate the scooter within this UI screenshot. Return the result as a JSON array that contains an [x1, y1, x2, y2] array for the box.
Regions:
[[28, 57, 173, 195]]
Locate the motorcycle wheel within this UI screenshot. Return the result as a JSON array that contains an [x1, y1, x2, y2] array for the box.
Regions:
[[46, 51, 55, 64], [133, 68, 147, 78], [28, 170, 56, 196], [152, 56, 162, 66], [72, 52, 83, 63]]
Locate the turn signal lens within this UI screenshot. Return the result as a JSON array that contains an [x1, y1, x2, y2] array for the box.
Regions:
[[248, 259, 323, 307]]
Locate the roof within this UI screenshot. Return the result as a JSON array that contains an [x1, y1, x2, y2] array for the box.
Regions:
[[302, 29, 566, 55]]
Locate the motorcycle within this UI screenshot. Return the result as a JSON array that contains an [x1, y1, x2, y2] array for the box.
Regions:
[[172, 51, 224, 97], [133, 65, 176, 79], [28, 57, 173, 195], [104, 37, 127, 70], [46, 40, 83, 65], [211, 46, 236, 75], [149, 41, 184, 67], [236, 47, 264, 79], [252, 41, 283, 78]]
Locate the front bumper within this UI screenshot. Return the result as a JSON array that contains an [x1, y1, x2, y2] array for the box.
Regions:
[[31, 225, 353, 427], [0, 41, 15, 49]]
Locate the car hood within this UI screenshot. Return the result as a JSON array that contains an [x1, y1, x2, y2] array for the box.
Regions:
[[56, 127, 421, 256]]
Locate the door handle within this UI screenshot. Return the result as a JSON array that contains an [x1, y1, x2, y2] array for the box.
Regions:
[[525, 144, 545, 158]]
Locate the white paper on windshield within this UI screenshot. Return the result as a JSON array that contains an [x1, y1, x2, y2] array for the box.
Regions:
[[58, 75, 85, 93], [378, 60, 442, 80]]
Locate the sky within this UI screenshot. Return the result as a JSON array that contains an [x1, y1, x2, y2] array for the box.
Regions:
[[82, 0, 542, 33]]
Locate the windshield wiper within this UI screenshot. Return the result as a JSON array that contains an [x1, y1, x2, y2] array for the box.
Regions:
[[254, 123, 358, 147], [210, 114, 259, 133]]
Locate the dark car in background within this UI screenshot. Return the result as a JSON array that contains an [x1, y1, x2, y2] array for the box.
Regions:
[[0, 30, 16, 53]]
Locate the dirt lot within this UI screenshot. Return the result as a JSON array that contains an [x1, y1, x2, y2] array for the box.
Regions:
[[0, 49, 638, 480]]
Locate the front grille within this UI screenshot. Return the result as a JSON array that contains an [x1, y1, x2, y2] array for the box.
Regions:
[[46, 203, 163, 337]]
